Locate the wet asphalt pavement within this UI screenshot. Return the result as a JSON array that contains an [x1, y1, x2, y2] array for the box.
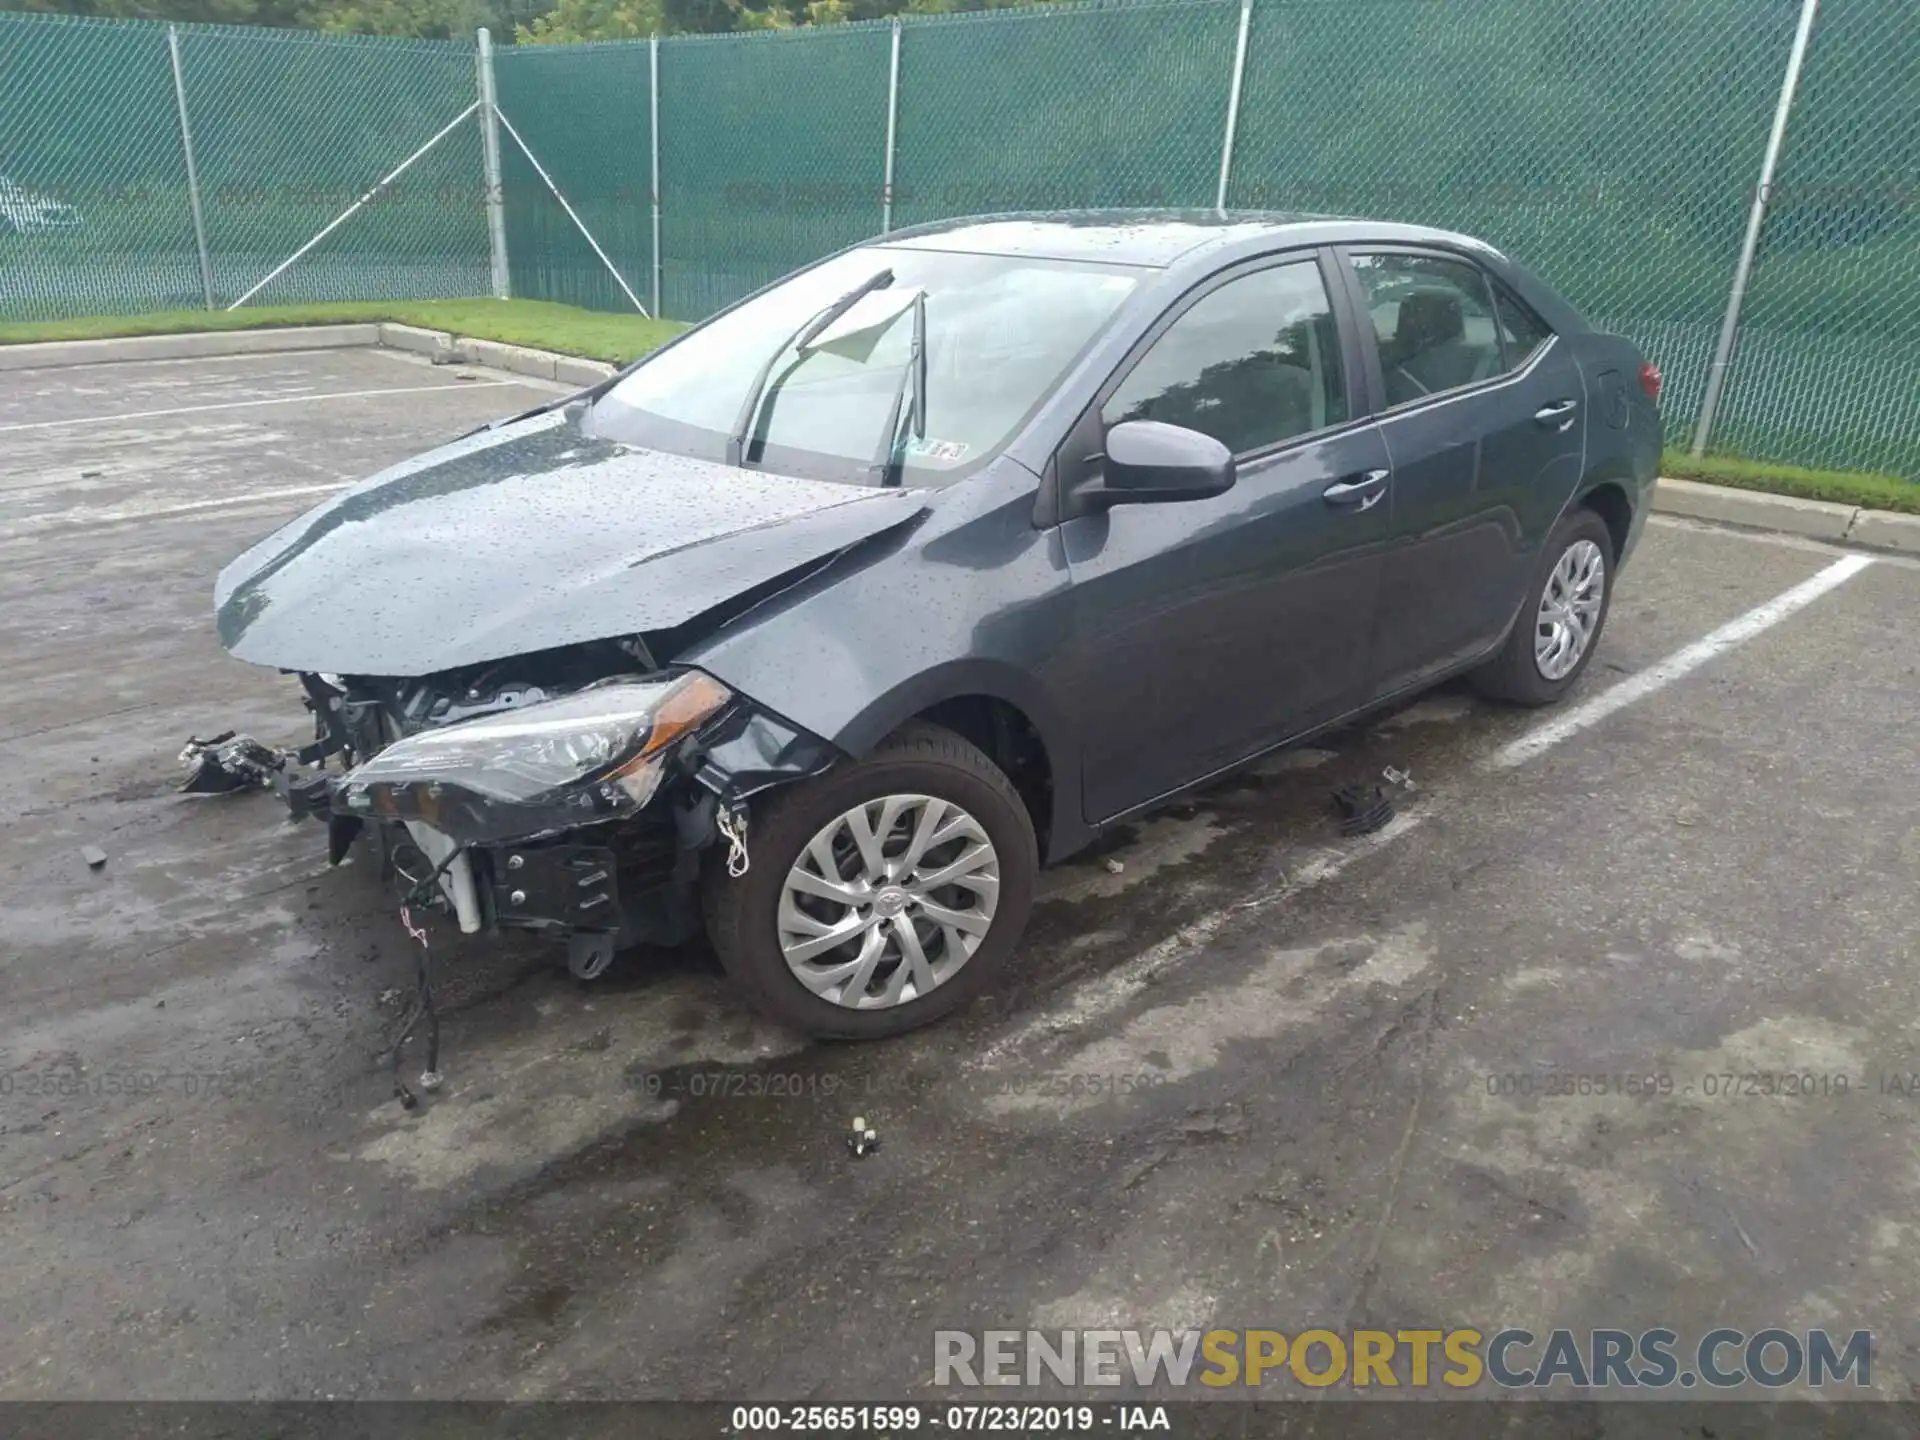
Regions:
[[2, 346, 1918, 1406]]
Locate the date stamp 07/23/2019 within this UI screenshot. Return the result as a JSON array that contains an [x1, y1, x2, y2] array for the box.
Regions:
[[1476, 1069, 1920, 1100]]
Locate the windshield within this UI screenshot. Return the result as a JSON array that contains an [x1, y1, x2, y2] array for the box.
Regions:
[[590, 246, 1145, 487]]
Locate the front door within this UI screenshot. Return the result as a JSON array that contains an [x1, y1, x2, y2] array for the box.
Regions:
[[1341, 249, 1588, 694], [1058, 253, 1394, 823]]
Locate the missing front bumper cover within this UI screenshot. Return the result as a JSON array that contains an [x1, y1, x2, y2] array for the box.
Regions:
[[487, 840, 620, 931]]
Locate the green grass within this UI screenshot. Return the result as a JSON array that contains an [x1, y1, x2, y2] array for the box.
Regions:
[[0, 299, 687, 366], [1661, 448, 1920, 516]]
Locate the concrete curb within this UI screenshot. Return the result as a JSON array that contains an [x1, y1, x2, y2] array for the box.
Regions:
[[0, 320, 622, 390], [1652, 475, 1920, 554], [0, 324, 381, 371]]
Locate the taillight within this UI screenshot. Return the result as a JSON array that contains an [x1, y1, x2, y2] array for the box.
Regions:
[[1639, 361, 1663, 401]]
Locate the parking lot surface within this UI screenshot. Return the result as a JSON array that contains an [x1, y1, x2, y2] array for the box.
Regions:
[[2, 346, 1918, 1405]]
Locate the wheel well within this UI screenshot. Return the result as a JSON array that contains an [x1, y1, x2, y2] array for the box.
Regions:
[[1579, 482, 1633, 562], [914, 695, 1053, 845]]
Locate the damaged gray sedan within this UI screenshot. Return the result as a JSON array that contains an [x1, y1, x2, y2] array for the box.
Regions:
[[216, 212, 1660, 1039]]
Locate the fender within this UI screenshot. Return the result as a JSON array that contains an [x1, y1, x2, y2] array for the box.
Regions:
[[683, 460, 1093, 861]]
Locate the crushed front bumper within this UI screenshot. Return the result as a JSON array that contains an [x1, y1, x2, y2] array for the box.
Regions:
[[278, 679, 837, 967]]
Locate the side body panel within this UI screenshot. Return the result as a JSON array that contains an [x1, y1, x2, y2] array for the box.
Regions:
[[1049, 246, 1393, 823], [1570, 330, 1665, 566], [1058, 420, 1393, 821], [678, 223, 1659, 867], [1332, 246, 1589, 694], [684, 460, 1098, 860]]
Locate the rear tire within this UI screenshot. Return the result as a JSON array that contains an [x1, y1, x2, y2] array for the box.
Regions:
[[703, 720, 1038, 1039], [1471, 506, 1615, 706]]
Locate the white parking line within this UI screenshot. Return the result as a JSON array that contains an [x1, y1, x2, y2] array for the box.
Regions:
[[973, 808, 1432, 1067], [981, 550, 1877, 1060], [0, 381, 515, 433], [1486, 552, 1875, 769], [5, 482, 352, 534]]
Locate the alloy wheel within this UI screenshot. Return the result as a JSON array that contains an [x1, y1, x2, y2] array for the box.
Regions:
[[777, 793, 1000, 1009], [1534, 538, 1606, 681]]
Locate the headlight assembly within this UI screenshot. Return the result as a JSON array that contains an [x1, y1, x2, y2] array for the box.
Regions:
[[337, 671, 732, 843]]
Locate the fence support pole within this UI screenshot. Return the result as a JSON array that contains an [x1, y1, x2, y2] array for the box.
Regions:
[[227, 103, 479, 310], [650, 34, 663, 319], [1691, 0, 1821, 455], [882, 18, 902, 233], [495, 106, 650, 316], [167, 25, 216, 311], [476, 28, 511, 300], [1215, 0, 1253, 212]]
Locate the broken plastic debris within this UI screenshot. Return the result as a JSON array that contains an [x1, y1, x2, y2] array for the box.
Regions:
[[847, 1115, 881, 1158], [1104, 858, 1125, 875], [179, 731, 290, 795], [1330, 782, 1395, 837], [1382, 765, 1417, 791], [81, 844, 108, 870]]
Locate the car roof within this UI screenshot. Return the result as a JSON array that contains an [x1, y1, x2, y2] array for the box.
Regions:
[[876, 210, 1504, 269]]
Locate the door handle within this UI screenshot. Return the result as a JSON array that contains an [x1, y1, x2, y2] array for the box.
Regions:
[[1535, 399, 1579, 430], [1323, 469, 1389, 511]]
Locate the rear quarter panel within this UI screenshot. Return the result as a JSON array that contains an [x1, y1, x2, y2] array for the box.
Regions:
[[1570, 331, 1663, 566]]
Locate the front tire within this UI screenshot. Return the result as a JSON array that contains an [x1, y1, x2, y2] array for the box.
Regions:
[[1472, 507, 1615, 706], [703, 720, 1038, 1039]]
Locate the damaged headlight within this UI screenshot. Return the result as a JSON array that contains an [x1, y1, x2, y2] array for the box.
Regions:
[[337, 671, 732, 843]]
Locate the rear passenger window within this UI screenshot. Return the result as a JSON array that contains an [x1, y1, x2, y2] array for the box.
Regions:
[[1102, 260, 1347, 456], [1351, 253, 1502, 405], [1493, 283, 1554, 368]]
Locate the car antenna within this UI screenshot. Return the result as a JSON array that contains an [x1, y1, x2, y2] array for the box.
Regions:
[[726, 267, 895, 470]]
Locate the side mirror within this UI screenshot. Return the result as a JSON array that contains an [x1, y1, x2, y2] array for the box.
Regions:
[[1095, 420, 1236, 507]]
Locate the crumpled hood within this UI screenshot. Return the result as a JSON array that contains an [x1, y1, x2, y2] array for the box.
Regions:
[[215, 408, 927, 676]]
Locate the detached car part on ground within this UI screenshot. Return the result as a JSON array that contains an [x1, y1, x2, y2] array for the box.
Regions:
[[215, 211, 1661, 1040]]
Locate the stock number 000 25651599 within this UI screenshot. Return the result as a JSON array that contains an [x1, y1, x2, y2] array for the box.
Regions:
[[730, 1405, 1118, 1432]]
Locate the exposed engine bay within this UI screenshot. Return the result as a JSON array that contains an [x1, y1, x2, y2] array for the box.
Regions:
[[275, 638, 838, 983]]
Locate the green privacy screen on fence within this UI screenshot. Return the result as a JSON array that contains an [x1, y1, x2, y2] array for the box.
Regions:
[[1, 0, 1918, 479], [0, 13, 487, 316], [891, 0, 1236, 223], [495, 39, 652, 314]]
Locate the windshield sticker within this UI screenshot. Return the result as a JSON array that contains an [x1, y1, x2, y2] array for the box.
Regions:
[[904, 437, 970, 463]]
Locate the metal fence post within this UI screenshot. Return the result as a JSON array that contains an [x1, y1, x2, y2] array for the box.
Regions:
[[882, 18, 903, 233], [650, 33, 663, 318], [476, 28, 511, 300], [1215, 0, 1253, 212], [1691, 0, 1821, 455], [166, 25, 215, 311]]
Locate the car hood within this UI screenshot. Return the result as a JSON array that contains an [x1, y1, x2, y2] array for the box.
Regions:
[[215, 407, 928, 676]]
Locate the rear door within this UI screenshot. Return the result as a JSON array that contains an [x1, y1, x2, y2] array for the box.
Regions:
[[1336, 248, 1587, 695], [1055, 250, 1394, 823]]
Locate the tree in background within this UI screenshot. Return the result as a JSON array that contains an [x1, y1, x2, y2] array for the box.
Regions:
[[0, 0, 1044, 35], [1, 0, 548, 37], [516, 0, 1035, 42]]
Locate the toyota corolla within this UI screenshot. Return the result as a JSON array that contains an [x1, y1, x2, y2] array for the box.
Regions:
[[216, 212, 1661, 1038]]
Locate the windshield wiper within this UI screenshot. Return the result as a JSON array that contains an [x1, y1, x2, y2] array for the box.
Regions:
[[869, 290, 927, 488], [726, 267, 894, 470]]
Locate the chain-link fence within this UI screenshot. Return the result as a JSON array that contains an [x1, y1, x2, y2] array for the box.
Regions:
[[0, 12, 487, 317], [1, 0, 1916, 479]]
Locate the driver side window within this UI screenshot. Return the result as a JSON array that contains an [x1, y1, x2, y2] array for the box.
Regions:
[[1101, 260, 1348, 457]]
